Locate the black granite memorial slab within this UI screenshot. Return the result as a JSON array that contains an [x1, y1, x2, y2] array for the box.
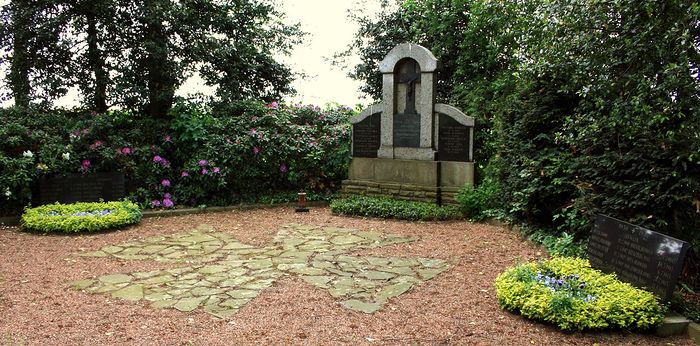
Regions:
[[393, 113, 420, 147], [352, 112, 381, 158], [34, 172, 126, 205], [588, 214, 689, 301], [437, 113, 470, 162]]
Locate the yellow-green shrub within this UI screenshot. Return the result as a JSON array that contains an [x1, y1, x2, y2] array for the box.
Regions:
[[495, 257, 665, 331], [22, 200, 142, 233]]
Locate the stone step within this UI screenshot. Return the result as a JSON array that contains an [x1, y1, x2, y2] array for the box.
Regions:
[[688, 323, 700, 345], [655, 312, 690, 337]]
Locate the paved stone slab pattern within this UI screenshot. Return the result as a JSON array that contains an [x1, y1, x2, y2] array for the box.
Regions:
[[73, 224, 450, 318]]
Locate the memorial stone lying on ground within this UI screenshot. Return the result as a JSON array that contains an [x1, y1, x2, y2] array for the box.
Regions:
[[587, 214, 689, 301], [343, 43, 475, 204], [34, 172, 126, 205]]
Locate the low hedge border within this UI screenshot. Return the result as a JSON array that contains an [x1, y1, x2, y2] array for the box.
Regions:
[[330, 195, 463, 221], [21, 200, 142, 233], [495, 257, 666, 331]]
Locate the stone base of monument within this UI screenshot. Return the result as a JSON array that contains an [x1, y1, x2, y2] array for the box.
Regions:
[[688, 322, 700, 343], [341, 157, 474, 204], [655, 312, 690, 337]]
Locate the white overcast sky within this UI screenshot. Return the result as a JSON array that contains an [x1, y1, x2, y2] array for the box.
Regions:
[[1, 0, 385, 108]]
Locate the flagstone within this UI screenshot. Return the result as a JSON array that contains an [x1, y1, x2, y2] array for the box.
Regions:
[[358, 270, 395, 281], [141, 274, 175, 285], [198, 265, 229, 274], [245, 258, 273, 270], [102, 246, 124, 254], [75, 224, 450, 318], [151, 299, 177, 309], [144, 292, 172, 302], [191, 287, 226, 296], [173, 296, 208, 312], [227, 289, 259, 299], [112, 284, 143, 301], [220, 298, 250, 309], [99, 273, 132, 284], [341, 299, 382, 313], [376, 282, 414, 302], [331, 234, 365, 245], [219, 276, 253, 287], [70, 279, 95, 290], [241, 278, 276, 290], [301, 275, 334, 288], [417, 268, 444, 280], [289, 267, 327, 276]]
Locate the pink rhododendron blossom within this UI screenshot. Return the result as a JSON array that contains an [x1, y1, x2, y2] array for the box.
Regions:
[[198, 160, 207, 167], [161, 179, 170, 187], [181, 171, 189, 177], [164, 193, 171, 199], [153, 155, 163, 163], [164, 135, 172, 142], [202, 168, 209, 175], [253, 146, 261, 155], [280, 164, 288, 173], [152, 200, 161, 207], [81, 160, 91, 171], [213, 167, 220, 174], [163, 198, 174, 208]]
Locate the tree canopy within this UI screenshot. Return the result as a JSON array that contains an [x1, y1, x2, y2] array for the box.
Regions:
[[0, 0, 303, 117]]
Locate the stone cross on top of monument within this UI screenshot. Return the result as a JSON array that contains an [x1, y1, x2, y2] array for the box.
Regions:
[[343, 43, 475, 205], [378, 43, 439, 160]]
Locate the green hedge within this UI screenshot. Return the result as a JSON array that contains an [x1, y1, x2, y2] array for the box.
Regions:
[[495, 257, 665, 331], [21, 200, 142, 233], [330, 195, 463, 221]]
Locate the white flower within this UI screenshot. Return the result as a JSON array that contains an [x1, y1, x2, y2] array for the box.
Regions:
[[22, 150, 33, 158], [62, 152, 70, 160], [4, 188, 10, 197]]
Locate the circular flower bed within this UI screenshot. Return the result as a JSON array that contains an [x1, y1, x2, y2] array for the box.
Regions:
[[21, 200, 142, 233], [495, 257, 666, 331]]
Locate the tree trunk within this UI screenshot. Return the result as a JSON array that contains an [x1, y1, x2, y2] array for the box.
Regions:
[[9, 2, 31, 108], [144, 0, 174, 119], [86, 10, 108, 113]]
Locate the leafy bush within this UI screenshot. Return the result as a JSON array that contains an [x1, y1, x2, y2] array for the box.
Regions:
[[0, 100, 353, 213], [495, 257, 665, 331], [21, 200, 142, 233], [330, 195, 463, 221], [455, 170, 499, 221], [524, 228, 587, 258]]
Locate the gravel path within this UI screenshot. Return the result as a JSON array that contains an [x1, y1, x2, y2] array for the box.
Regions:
[[0, 206, 692, 345]]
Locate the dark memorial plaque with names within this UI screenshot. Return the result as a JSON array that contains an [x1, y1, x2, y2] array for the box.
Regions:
[[393, 113, 420, 147], [34, 172, 126, 205], [588, 214, 689, 301], [437, 113, 470, 162], [352, 112, 381, 158]]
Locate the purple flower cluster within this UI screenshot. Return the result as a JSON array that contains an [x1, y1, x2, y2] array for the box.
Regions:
[[152, 193, 174, 209], [81, 159, 91, 171], [117, 147, 132, 155], [196, 159, 221, 175], [47, 209, 113, 217], [153, 155, 170, 167], [535, 271, 595, 303]]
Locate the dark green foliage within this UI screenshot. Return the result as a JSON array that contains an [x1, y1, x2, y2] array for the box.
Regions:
[[495, 257, 666, 331], [330, 196, 463, 221], [455, 172, 499, 221], [0, 100, 351, 214], [21, 200, 142, 233]]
